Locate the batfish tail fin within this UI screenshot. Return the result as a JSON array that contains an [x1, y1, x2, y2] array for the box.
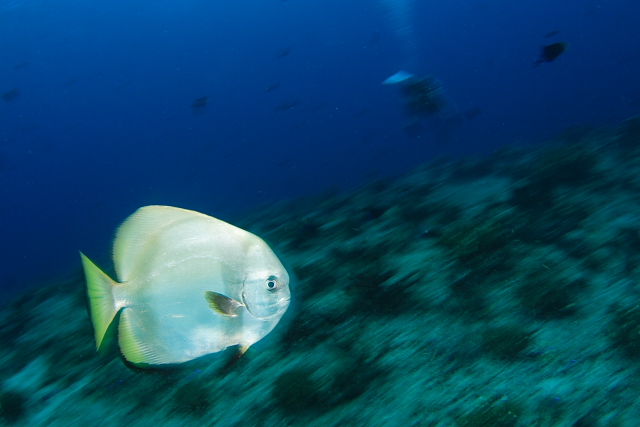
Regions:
[[80, 252, 120, 352]]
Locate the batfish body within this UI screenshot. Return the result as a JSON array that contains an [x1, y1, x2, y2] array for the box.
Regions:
[[80, 205, 290, 366]]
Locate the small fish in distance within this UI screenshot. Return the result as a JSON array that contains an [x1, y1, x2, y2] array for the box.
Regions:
[[275, 45, 294, 59], [533, 42, 569, 67], [191, 96, 208, 108], [13, 61, 30, 70], [265, 82, 281, 92], [63, 77, 79, 87], [2, 89, 19, 102], [274, 100, 299, 111], [191, 96, 208, 115]]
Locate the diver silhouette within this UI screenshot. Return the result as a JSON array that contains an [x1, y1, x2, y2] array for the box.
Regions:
[[383, 71, 465, 141]]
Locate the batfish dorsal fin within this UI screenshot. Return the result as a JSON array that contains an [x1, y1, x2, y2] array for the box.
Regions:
[[113, 206, 210, 282], [205, 291, 244, 316]]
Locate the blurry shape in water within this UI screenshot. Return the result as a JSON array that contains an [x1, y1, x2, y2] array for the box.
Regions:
[[274, 100, 299, 112], [191, 96, 208, 115], [533, 42, 569, 67], [380, 0, 418, 68], [382, 70, 414, 84], [544, 30, 560, 38], [12, 61, 29, 70], [2, 89, 20, 102], [383, 70, 465, 141], [265, 82, 281, 92], [275, 45, 294, 59], [464, 106, 483, 121], [80, 205, 291, 368], [63, 77, 80, 87]]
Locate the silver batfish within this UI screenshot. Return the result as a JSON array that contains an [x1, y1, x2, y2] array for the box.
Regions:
[[80, 205, 290, 366]]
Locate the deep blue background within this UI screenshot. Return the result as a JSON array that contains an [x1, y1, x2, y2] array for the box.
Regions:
[[1, 0, 639, 299]]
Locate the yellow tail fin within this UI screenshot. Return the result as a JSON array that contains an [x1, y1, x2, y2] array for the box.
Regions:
[[80, 252, 119, 351]]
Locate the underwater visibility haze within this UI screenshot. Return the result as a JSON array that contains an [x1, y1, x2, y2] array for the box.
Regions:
[[0, 0, 639, 294], [1, 0, 640, 425]]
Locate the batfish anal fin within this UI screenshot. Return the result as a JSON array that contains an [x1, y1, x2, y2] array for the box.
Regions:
[[118, 309, 165, 365], [205, 291, 244, 316]]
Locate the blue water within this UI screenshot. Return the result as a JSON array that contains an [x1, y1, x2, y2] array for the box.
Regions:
[[1, 0, 639, 298]]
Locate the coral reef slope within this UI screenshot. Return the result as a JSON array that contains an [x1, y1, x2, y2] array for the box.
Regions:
[[2, 118, 640, 426]]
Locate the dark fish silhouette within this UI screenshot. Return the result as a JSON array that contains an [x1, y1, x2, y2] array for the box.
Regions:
[[191, 96, 208, 108], [13, 61, 30, 70], [464, 106, 483, 120], [191, 96, 208, 116], [63, 77, 79, 87], [274, 100, 299, 112], [533, 42, 569, 67], [2, 88, 19, 102], [265, 82, 281, 92], [353, 109, 369, 118], [544, 30, 560, 38], [275, 45, 294, 59]]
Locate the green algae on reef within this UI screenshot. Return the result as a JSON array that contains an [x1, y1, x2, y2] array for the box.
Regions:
[[2, 120, 640, 426]]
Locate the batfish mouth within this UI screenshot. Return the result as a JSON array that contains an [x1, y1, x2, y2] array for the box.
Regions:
[[275, 297, 291, 314], [280, 297, 291, 306], [242, 295, 290, 321]]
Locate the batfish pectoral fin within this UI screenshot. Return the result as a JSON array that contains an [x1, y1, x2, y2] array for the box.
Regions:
[[205, 291, 244, 316]]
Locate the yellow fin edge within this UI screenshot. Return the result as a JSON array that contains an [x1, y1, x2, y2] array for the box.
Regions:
[[118, 309, 163, 365], [80, 252, 119, 352], [205, 291, 243, 316]]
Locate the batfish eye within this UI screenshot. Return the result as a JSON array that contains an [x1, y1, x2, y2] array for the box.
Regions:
[[265, 276, 279, 291]]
